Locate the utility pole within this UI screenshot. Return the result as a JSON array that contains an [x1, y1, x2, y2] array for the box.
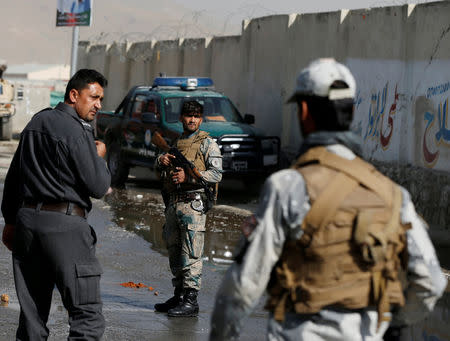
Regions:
[[70, 26, 80, 77]]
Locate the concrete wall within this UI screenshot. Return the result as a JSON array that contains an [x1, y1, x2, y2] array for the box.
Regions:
[[180, 38, 212, 77], [127, 41, 155, 89], [151, 40, 182, 81], [240, 15, 293, 137], [78, 2, 450, 237], [209, 35, 242, 108], [105, 42, 130, 110]]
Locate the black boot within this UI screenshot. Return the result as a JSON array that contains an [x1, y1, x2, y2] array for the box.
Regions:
[[167, 289, 199, 317], [154, 289, 183, 313]]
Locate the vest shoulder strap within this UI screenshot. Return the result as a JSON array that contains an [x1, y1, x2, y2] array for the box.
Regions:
[[196, 130, 209, 140], [295, 146, 392, 205], [176, 130, 209, 149]]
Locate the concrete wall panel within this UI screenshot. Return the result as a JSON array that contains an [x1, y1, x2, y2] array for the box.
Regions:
[[340, 6, 406, 60], [77, 41, 90, 74], [104, 43, 129, 111], [239, 15, 293, 136], [85, 44, 109, 78], [405, 2, 450, 62], [127, 41, 155, 88], [348, 58, 408, 162], [180, 38, 212, 77], [411, 59, 450, 172], [282, 11, 343, 150], [209, 35, 242, 109], [151, 40, 182, 79]]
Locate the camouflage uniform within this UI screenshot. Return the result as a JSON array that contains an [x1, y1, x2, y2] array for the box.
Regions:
[[164, 201, 207, 290], [158, 130, 222, 292]]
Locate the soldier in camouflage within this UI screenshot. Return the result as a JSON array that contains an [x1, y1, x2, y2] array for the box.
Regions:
[[155, 100, 222, 317]]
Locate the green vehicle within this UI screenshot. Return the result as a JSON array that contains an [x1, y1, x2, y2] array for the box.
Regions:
[[95, 77, 280, 186]]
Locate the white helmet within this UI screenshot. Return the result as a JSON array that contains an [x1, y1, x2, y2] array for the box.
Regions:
[[287, 58, 356, 102]]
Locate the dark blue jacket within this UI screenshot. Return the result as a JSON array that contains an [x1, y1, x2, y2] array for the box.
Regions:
[[1, 102, 111, 224]]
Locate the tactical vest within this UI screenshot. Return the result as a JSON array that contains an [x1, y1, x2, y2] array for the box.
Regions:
[[163, 130, 209, 192], [265, 146, 410, 328]]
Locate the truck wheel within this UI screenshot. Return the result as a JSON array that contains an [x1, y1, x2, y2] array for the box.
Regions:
[[0, 118, 12, 141], [107, 142, 129, 187]]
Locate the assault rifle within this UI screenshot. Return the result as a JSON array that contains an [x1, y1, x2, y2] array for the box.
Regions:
[[168, 147, 217, 211], [151, 131, 217, 211]]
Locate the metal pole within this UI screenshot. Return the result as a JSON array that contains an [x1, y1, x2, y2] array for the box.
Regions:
[[70, 26, 79, 77]]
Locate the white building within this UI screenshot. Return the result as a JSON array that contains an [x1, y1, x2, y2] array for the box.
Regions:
[[4, 64, 70, 81]]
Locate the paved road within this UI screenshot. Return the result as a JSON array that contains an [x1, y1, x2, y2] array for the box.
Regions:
[[0, 140, 267, 340], [0, 140, 448, 341]]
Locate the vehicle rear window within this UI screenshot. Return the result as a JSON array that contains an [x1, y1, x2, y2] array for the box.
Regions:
[[164, 97, 244, 123]]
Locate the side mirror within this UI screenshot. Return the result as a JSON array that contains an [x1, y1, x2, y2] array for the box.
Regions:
[[142, 112, 160, 124], [244, 114, 255, 124]]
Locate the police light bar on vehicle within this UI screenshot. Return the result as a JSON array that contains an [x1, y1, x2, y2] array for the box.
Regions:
[[152, 77, 214, 90]]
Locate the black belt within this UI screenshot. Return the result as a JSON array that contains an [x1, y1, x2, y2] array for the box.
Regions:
[[170, 192, 202, 203], [23, 202, 86, 218]]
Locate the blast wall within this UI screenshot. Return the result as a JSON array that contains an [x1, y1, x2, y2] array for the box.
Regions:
[[78, 2, 450, 239]]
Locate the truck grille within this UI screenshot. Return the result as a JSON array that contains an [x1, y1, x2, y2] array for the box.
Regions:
[[216, 134, 279, 174]]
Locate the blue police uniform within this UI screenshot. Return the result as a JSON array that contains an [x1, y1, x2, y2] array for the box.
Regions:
[[1, 102, 111, 340]]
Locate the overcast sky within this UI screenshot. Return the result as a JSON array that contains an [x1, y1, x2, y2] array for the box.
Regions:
[[0, 0, 439, 65]]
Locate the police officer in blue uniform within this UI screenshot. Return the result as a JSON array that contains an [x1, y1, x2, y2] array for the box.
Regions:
[[1, 69, 111, 340]]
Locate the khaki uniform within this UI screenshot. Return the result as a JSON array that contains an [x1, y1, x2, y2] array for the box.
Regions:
[[158, 130, 222, 291], [210, 132, 446, 341]]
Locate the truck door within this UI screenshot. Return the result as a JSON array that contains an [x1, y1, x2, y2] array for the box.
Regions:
[[140, 96, 162, 162], [125, 94, 161, 165], [123, 94, 145, 159]]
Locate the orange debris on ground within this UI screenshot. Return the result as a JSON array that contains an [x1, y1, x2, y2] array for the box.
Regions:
[[119, 281, 155, 290], [1, 294, 9, 303]]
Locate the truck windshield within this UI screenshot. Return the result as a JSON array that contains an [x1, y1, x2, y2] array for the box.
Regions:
[[164, 97, 244, 123]]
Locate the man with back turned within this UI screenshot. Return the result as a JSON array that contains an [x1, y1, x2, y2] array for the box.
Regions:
[[1, 69, 111, 340], [210, 58, 447, 340]]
